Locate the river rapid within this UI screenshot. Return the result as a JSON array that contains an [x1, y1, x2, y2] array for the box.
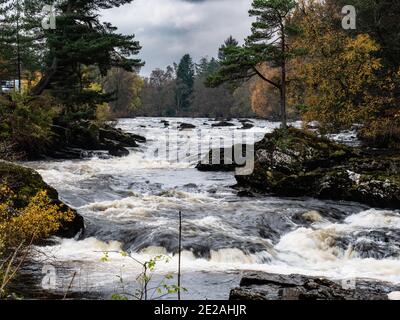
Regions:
[[24, 117, 400, 300]]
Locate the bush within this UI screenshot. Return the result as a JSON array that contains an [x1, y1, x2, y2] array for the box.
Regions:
[[0, 93, 59, 158], [359, 109, 400, 149], [0, 185, 74, 298]]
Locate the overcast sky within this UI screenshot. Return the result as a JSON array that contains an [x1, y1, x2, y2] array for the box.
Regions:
[[101, 0, 253, 76]]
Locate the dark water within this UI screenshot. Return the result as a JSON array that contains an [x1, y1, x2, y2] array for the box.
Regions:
[[22, 118, 400, 300]]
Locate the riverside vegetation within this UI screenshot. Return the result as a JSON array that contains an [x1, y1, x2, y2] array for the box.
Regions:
[[0, 0, 399, 300]]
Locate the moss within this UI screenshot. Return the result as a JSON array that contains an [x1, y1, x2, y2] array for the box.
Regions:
[[0, 161, 84, 238], [0, 161, 58, 208]]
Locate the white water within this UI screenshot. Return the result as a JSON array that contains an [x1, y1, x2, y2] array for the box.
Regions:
[[25, 117, 400, 299]]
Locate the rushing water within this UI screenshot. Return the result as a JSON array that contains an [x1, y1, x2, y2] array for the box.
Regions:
[[24, 117, 400, 300]]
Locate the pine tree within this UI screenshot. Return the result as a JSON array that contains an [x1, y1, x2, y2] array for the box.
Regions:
[[0, 0, 42, 92], [208, 0, 297, 129], [218, 36, 239, 61], [30, 0, 144, 112], [175, 54, 194, 114]]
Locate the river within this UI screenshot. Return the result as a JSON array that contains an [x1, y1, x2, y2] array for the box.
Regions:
[[23, 117, 400, 300]]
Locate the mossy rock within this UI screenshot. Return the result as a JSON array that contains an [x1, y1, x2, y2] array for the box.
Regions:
[[253, 127, 356, 175], [236, 128, 400, 209], [0, 161, 84, 238]]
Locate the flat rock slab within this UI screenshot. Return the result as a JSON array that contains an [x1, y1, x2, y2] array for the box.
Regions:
[[230, 272, 400, 300]]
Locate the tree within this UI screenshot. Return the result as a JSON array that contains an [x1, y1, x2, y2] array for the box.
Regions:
[[139, 67, 176, 116], [192, 57, 235, 117], [31, 0, 144, 112], [218, 36, 239, 61], [175, 54, 194, 114], [333, 0, 400, 73], [0, 0, 43, 92], [288, 0, 388, 131], [103, 68, 143, 117], [208, 0, 297, 129], [286, 0, 400, 147]]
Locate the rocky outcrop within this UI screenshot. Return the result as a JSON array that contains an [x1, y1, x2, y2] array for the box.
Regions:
[[0, 161, 84, 238], [43, 121, 146, 160], [235, 128, 400, 209], [196, 144, 249, 172], [179, 123, 196, 130], [230, 272, 400, 300]]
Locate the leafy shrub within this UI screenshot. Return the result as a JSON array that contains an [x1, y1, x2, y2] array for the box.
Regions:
[[0, 185, 74, 298], [0, 93, 59, 158]]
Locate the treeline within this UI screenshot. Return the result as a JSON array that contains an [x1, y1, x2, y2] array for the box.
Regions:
[[137, 38, 255, 118], [1, 0, 399, 150], [208, 0, 400, 148], [0, 0, 143, 159]]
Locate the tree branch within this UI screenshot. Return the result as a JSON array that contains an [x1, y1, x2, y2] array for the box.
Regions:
[[253, 66, 281, 89]]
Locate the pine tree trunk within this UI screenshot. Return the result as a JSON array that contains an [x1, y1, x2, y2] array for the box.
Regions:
[[16, 0, 21, 93], [280, 24, 287, 130], [280, 67, 287, 130]]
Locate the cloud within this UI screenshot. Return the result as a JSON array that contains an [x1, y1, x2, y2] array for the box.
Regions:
[[101, 0, 253, 76]]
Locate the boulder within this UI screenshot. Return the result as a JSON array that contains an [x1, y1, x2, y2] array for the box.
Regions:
[[230, 272, 400, 300], [235, 128, 400, 209], [196, 144, 249, 172], [43, 121, 146, 160], [239, 123, 254, 130], [179, 123, 196, 130], [212, 121, 235, 127], [0, 161, 84, 238], [160, 120, 170, 127]]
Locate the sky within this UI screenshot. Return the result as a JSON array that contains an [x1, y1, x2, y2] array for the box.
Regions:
[[101, 0, 253, 76]]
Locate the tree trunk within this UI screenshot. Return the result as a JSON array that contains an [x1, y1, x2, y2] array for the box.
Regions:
[[280, 23, 287, 130], [16, 0, 21, 93], [30, 58, 58, 96], [280, 69, 287, 130]]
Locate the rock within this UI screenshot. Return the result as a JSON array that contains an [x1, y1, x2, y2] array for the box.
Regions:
[[0, 161, 84, 238], [237, 190, 256, 197], [196, 144, 249, 172], [108, 145, 130, 157], [302, 210, 323, 222], [99, 125, 140, 147], [239, 123, 254, 130], [40, 121, 146, 160], [235, 127, 400, 209], [179, 123, 196, 130], [212, 121, 235, 127], [160, 120, 170, 127], [230, 272, 400, 300], [238, 119, 254, 124]]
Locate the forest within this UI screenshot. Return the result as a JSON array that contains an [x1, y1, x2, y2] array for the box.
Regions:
[[1, 0, 399, 152], [1, 0, 400, 303]]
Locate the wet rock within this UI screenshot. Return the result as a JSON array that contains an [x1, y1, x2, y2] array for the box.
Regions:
[[239, 123, 254, 130], [237, 190, 256, 197], [301, 210, 323, 222], [40, 121, 146, 160], [108, 145, 130, 157], [196, 144, 249, 172], [235, 128, 400, 209], [230, 272, 400, 300], [212, 121, 235, 127], [238, 119, 254, 124], [160, 120, 170, 127], [0, 161, 84, 238], [179, 123, 196, 130]]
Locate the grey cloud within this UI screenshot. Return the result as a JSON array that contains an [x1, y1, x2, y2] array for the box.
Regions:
[[101, 0, 252, 76]]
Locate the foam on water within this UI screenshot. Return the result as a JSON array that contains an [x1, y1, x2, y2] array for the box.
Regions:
[[24, 118, 400, 298]]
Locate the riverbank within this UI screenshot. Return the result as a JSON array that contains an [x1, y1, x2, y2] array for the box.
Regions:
[[3, 118, 400, 300]]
